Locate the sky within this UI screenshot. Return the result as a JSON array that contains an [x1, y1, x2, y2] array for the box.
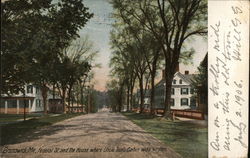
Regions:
[[80, 0, 207, 91]]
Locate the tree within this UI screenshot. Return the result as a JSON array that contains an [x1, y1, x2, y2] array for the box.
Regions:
[[110, 16, 153, 113], [111, 0, 207, 118], [55, 37, 97, 113], [112, 8, 164, 114], [106, 79, 125, 112], [1, 0, 93, 114], [191, 53, 207, 114], [1, 0, 52, 95]]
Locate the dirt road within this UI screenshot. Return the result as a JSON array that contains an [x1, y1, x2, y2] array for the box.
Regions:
[[1, 112, 181, 158]]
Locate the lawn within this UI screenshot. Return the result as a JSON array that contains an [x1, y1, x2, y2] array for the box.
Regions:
[[122, 112, 208, 158], [0, 113, 84, 145], [0, 113, 44, 123]]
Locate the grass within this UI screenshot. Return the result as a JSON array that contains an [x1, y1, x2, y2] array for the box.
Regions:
[[0, 113, 84, 145], [122, 112, 208, 158], [0, 113, 44, 123]]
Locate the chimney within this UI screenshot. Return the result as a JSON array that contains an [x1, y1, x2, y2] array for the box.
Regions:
[[175, 63, 179, 72], [162, 69, 165, 79], [185, 70, 189, 75]]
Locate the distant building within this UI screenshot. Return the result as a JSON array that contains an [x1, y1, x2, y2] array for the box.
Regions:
[[135, 89, 151, 110], [0, 84, 61, 114]]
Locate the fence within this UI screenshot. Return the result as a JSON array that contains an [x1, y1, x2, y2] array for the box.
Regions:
[[171, 109, 204, 120], [132, 108, 204, 120]]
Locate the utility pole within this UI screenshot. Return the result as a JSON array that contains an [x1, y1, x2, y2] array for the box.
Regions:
[[22, 88, 26, 121], [88, 86, 90, 114]]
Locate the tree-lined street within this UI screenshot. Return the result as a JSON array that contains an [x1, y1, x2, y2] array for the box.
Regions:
[[1, 0, 208, 157], [1, 111, 181, 158]]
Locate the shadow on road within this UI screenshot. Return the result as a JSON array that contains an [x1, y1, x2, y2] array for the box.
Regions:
[[1, 112, 150, 147]]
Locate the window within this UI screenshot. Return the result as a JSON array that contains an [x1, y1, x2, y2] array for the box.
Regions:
[[36, 99, 41, 107], [36, 87, 39, 94], [173, 80, 176, 84], [27, 85, 33, 94], [170, 98, 175, 106], [181, 88, 189, 95], [19, 100, 29, 108], [171, 88, 175, 95], [181, 98, 188, 106], [190, 88, 194, 94], [7, 100, 17, 108], [179, 79, 182, 84], [1, 99, 6, 108]]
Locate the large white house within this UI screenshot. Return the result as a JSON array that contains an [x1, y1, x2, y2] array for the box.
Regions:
[[155, 70, 196, 110], [0, 84, 60, 114]]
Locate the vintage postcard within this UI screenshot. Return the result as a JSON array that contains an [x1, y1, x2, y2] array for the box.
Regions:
[[0, 0, 249, 158]]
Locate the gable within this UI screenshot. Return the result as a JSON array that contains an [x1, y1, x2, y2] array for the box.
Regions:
[[173, 72, 192, 85]]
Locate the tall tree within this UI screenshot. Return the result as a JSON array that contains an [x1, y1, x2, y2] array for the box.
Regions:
[[1, 0, 93, 113], [55, 38, 97, 113], [106, 79, 125, 112], [111, 0, 207, 118]]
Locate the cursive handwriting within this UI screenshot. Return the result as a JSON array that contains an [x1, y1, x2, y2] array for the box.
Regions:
[[219, 92, 230, 114], [209, 3, 248, 155], [228, 120, 247, 148], [224, 119, 231, 151], [210, 132, 220, 151], [210, 21, 221, 52]]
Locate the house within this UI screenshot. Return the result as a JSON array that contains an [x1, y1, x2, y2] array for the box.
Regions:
[[134, 89, 151, 111], [1, 85, 44, 114], [155, 69, 196, 110], [0, 84, 61, 114]]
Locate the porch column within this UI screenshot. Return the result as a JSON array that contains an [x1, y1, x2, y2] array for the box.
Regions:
[[5, 100, 7, 114], [17, 100, 19, 114], [28, 99, 31, 113]]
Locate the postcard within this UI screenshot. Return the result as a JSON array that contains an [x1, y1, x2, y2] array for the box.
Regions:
[[0, 0, 249, 158]]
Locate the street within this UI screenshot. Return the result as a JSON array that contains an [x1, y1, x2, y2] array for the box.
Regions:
[[1, 111, 181, 158]]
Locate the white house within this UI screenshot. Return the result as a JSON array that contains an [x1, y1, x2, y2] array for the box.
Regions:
[[155, 70, 196, 110], [0, 84, 60, 114], [169, 71, 196, 109]]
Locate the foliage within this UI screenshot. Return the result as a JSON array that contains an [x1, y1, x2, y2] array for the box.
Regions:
[[1, 0, 93, 95], [106, 79, 125, 112], [54, 37, 98, 112]]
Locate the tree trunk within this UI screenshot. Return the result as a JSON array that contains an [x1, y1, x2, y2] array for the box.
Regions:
[[130, 83, 134, 111], [80, 85, 83, 106], [62, 89, 66, 113], [139, 76, 144, 113], [41, 84, 48, 114], [126, 84, 130, 112], [68, 83, 74, 113], [118, 85, 123, 112], [52, 84, 55, 99], [150, 70, 156, 115], [163, 70, 174, 119], [68, 88, 71, 113]]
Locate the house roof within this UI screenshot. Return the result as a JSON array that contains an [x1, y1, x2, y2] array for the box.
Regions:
[[176, 72, 196, 84], [155, 71, 196, 86]]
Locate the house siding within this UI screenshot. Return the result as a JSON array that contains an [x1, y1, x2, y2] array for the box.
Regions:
[[0, 84, 60, 114], [154, 72, 196, 110]]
